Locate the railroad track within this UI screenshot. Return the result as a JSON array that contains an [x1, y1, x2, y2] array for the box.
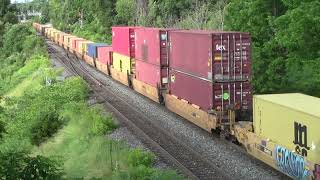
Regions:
[[46, 39, 231, 180]]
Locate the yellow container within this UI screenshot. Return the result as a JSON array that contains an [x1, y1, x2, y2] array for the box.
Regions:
[[112, 52, 132, 74], [253, 93, 320, 164], [54, 31, 61, 42], [78, 41, 93, 55], [45, 28, 52, 37]]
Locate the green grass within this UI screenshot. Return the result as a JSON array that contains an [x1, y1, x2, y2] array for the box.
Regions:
[[34, 103, 182, 179]]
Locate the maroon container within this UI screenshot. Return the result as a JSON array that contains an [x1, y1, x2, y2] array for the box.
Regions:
[[112, 26, 137, 57], [169, 30, 251, 82], [169, 69, 252, 111], [135, 60, 168, 88], [135, 28, 172, 66]]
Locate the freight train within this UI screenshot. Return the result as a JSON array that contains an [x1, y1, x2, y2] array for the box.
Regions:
[[33, 23, 320, 180]]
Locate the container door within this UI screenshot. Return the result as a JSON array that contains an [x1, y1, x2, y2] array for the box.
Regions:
[[129, 29, 135, 58], [129, 28, 135, 74], [212, 33, 251, 82], [160, 30, 169, 88], [213, 82, 252, 111]]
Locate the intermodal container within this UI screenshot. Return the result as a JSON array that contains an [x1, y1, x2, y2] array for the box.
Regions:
[[112, 26, 137, 57], [169, 69, 252, 112], [40, 25, 51, 34], [50, 29, 57, 39], [135, 28, 173, 66], [64, 35, 76, 48], [59, 33, 69, 45], [87, 43, 109, 58], [45, 27, 52, 37], [113, 52, 132, 73], [46, 28, 53, 38], [71, 38, 85, 50], [253, 94, 320, 166], [169, 30, 251, 82], [97, 46, 113, 65], [55, 31, 62, 42], [78, 41, 94, 54], [135, 60, 168, 88]]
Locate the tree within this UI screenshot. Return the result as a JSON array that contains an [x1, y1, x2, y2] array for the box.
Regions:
[[225, 0, 320, 97], [0, 0, 10, 17]]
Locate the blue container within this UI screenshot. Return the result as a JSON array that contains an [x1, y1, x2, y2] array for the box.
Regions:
[[87, 43, 109, 58]]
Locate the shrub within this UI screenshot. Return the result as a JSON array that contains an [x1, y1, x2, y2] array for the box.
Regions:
[[0, 151, 63, 179], [31, 111, 64, 146], [113, 166, 183, 180], [21, 155, 64, 179], [0, 120, 6, 139], [0, 151, 26, 179], [127, 149, 155, 167], [88, 106, 117, 136]]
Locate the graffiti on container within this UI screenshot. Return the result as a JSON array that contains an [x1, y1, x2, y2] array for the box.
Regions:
[[293, 122, 310, 157], [314, 164, 320, 180], [275, 145, 310, 179]]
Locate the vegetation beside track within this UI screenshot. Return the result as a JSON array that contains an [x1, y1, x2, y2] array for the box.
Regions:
[[0, 23, 181, 179]]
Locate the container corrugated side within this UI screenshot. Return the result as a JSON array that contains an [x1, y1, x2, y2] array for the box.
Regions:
[[253, 94, 320, 164], [78, 41, 94, 55], [135, 28, 171, 66], [87, 43, 109, 58], [135, 60, 167, 87], [63, 35, 76, 47], [97, 46, 113, 65], [169, 69, 252, 111], [112, 52, 132, 73], [59, 33, 69, 44], [71, 38, 85, 50], [169, 30, 251, 82], [112, 26, 137, 57]]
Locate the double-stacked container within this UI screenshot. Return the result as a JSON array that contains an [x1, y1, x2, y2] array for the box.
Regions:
[[78, 40, 93, 55], [168, 30, 252, 118], [111, 26, 138, 85], [64, 35, 76, 50], [133, 27, 172, 102], [112, 26, 137, 74], [50, 29, 58, 41], [77, 40, 94, 64], [70, 37, 85, 52], [87, 43, 112, 73], [41, 25, 52, 35], [54, 31, 63, 44], [59, 33, 69, 46], [87, 43, 109, 58], [97, 46, 113, 66]]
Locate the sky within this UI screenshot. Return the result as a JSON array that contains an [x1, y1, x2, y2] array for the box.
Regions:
[[11, 0, 33, 4]]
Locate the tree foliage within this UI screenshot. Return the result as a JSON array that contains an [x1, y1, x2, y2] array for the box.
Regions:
[[226, 0, 320, 97], [0, 151, 63, 179], [28, 0, 320, 97]]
